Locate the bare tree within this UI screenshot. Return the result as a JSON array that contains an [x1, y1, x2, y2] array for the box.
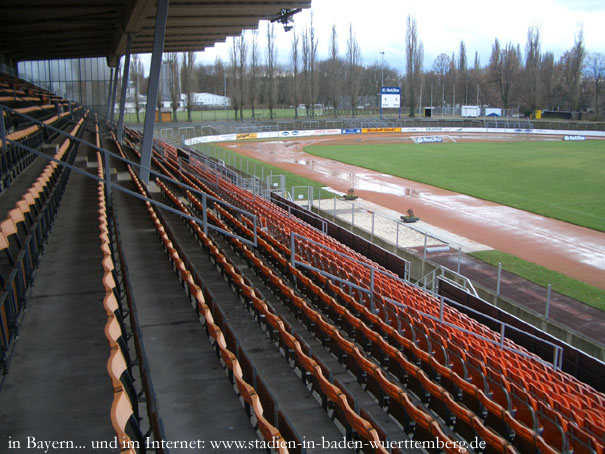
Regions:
[[328, 24, 340, 116], [405, 14, 423, 117], [165, 52, 180, 122], [449, 51, 457, 107], [214, 57, 226, 102], [585, 52, 605, 117], [524, 25, 542, 115], [432, 53, 449, 108], [249, 30, 260, 119], [541, 51, 555, 109], [489, 39, 520, 109], [346, 23, 361, 116], [291, 27, 300, 118], [472, 51, 482, 106], [237, 35, 248, 120], [181, 51, 195, 122], [561, 26, 585, 111], [300, 18, 318, 116], [301, 27, 310, 115], [229, 38, 240, 119], [130, 53, 144, 123], [266, 23, 277, 120], [458, 41, 469, 105]]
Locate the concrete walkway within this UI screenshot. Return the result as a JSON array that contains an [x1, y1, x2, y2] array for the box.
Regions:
[[0, 133, 115, 451]]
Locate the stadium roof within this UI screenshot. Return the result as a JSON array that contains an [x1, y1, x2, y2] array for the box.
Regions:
[[0, 0, 311, 65]]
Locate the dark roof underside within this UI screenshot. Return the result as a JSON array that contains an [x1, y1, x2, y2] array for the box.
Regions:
[[0, 0, 311, 64]]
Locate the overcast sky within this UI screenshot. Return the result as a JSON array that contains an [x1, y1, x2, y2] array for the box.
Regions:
[[190, 0, 605, 72]]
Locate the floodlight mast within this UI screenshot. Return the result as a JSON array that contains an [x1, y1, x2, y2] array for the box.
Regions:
[[380, 51, 385, 86], [380, 51, 385, 119]]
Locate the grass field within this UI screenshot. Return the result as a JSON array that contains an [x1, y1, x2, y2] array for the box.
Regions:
[[305, 140, 605, 232], [471, 250, 605, 311]]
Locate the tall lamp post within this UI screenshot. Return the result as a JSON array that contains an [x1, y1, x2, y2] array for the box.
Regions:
[[380, 51, 384, 119], [380, 51, 385, 86]]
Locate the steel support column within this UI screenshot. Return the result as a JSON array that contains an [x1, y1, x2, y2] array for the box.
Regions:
[[140, 0, 169, 184], [117, 34, 134, 143], [109, 59, 120, 124], [106, 67, 114, 118]]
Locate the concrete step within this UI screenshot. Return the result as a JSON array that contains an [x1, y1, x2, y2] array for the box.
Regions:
[[108, 147, 265, 451]]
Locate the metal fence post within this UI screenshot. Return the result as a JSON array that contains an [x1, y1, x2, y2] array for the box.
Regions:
[[423, 232, 428, 260], [496, 262, 502, 296], [104, 149, 112, 207], [0, 105, 6, 155], [370, 267, 375, 313], [333, 197, 336, 220], [545, 284, 552, 320], [439, 296, 444, 323], [202, 193, 208, 235]]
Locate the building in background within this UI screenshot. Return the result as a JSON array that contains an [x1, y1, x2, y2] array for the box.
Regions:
[[191, 92, 231, 108]]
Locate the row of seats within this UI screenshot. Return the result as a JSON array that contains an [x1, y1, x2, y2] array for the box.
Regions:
[[1, 74, 80, 192], [113, 136, 290, 453], [175, 153, 604, 454], [0, 113, 86, 376], [97, 126, 141, 454], [0, 74, 64, 108]]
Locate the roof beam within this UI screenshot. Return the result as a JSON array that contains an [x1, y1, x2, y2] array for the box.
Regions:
[[108, 0, 156, 66], [155, 4, 306, 17]]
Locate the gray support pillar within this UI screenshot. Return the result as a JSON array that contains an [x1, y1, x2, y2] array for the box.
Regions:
[[106, 68, 114, 118], [117, 34, 134, 143], [139, 0, 170, 184], [109, 60, 120, 123], [0, 106, 6, 155]]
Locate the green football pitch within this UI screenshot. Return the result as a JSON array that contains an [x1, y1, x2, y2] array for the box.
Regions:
[[304, 140, 605, 232]]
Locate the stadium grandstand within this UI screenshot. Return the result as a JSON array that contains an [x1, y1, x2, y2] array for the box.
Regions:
[[1, 2, 604, 454]]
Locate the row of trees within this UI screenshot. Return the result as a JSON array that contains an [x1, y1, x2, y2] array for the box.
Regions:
[[129, 18, 605, 121]]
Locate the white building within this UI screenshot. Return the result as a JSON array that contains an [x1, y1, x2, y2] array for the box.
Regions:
[[191, 92, 231, 108]]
